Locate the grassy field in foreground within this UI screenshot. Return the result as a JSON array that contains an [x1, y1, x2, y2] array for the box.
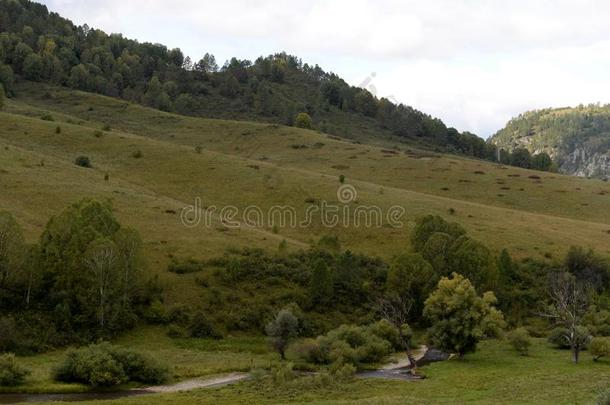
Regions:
[[43, 339, 609, 405], [1, 327, 277, 394]]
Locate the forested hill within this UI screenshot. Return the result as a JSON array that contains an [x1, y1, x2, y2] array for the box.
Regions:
[[0, 0, 495, 159], [491, 105, 610, 179]]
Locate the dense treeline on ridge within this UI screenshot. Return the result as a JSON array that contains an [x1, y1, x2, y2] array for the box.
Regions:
[[0, 0, 551, 167]]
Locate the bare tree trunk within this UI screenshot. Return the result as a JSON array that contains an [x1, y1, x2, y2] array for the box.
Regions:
[[399, 329, 418, 375]]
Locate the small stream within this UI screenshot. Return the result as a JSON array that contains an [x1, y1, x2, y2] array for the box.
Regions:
[[0, 390, 150, 404]]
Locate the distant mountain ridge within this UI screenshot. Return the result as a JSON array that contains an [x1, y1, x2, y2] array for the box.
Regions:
[[491, 105, 610, 180]]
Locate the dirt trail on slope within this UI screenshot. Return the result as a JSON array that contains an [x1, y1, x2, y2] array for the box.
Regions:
[[143, 373, 249, 393]]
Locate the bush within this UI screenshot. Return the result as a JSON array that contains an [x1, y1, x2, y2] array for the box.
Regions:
[[54, 344, 127, 387], [132, 150, 143, 159], [54, 343, 169, 387], [143, 300, 169, 324], [590, 337, 610, 361], [110, 348, 169, 384], [189, 312, 222, 339], [294, 112, 313, 129], [547, 327, 571, 349], [507, 327, 531, 356], [168, 258, 205, 274], [309, 323, 394, 367], [41, 114, 54, 121], [287, 338, 323, 364], [55, 126, 61, 134], [0, 354, 30, 386], [74, 156, 92, 168]]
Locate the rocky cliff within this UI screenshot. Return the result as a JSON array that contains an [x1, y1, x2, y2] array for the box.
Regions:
[[491, 105, 610, 180]]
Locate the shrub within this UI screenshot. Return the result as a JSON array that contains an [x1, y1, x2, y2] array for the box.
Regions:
[[356, 335, 392, 363], [547, 327, 571, 349], [168, 258, 204, 274], [590, 337, 610, 361], [312, 323, 395, 367], [143, 300, 169, 324], [102, 124, 111, 131], [339, 174, 346, 184], [110, 348, 169, 384], [287, 339, 323, 364], [132, 150, 143, 159], [54, 343, 169, 387], [54, 344, 127, 387], [189, 312, 222, 339], [93, 130, 103, 138], [74, 156, 92, 168], [0, 354, 30, 386], [294, 112, 313, 129], [41, 114, 54, 121], [266, 308, 299, 359], [507, 327, 531, 356], [0, 318, 20, 353], [55, 126, 61, 134]]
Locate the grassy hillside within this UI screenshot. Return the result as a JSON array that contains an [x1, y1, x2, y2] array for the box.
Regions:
[[1, 83, 610, 405], [5, 82, 610, 249]]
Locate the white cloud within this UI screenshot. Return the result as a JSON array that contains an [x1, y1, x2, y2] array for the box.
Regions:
[[41, 0, 610, 136]]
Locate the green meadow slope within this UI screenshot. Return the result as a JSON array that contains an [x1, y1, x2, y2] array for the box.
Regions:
[[0, 83, 608, 290], [2, 82, 610, 403]]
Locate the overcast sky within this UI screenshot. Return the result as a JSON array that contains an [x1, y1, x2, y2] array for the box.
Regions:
[[41, 0, 610, 137]]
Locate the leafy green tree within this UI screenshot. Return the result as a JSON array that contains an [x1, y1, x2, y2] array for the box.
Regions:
[[195, 53, 218, 73], [423, 273, 505, 357], [143, 76, 171, 111], [22, 53, 43, 81], [308, 259, 333, 308], [531, 153, 553, 171], [174, 93, 198, 115], [266, 308, 299, 359], [113, 228, 143, 310], [219, 74, 240, 98], [386, 253, 436, 318], [295, 112, 313, 129], [510, 148, 532, 168], [411, 215, 465, 252], [38, 199, 145, 337], [84, 238, 119, 328], [0, 211, 25, 296], [447, 236, 498, 291], [68, 64, 91, 90], [353, 89, 377, 117], [333, 251, 365, 301], [12, 42, 33, 73], [421, 232, 454, 275], [0, 64, 14, 95], [564, 246, 609, 293]]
